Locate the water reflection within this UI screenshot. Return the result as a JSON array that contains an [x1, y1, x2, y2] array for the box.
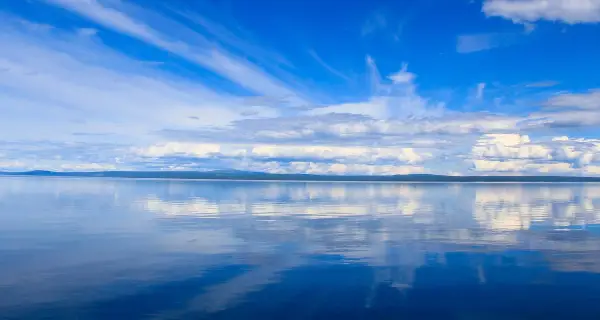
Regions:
[[2, 177, 600, 318]]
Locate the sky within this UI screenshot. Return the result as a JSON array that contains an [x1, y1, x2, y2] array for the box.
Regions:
[[2, 0, 600, 175]]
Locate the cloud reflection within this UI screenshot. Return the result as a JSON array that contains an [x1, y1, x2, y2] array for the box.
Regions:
[[3, 177, 600, 317]]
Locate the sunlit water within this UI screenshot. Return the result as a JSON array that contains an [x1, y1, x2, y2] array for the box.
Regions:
[[2, 177, 600, 319]]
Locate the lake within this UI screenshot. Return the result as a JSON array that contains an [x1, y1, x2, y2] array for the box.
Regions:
[[2, 177, 600, 319]]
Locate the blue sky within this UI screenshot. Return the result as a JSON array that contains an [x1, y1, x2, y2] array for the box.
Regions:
[[2, 0, 600, 175]]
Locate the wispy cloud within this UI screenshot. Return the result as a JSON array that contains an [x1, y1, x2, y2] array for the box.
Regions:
[[361, 8, 412, 42], [76, 27, 97, 37], [361, 10, 387, 37], [0, 14, 277, 144], [43, 0, 309, 105], [307, 49, 350, 81], [456, 32, 520, 53], [525, 81, 559, 88], [476, 83, 487, 100]]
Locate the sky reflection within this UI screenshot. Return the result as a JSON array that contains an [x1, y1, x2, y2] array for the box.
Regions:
[[2, 177, 600, 318]]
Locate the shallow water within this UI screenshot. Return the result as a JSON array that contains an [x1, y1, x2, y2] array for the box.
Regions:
[[2, 177, 600, 319]]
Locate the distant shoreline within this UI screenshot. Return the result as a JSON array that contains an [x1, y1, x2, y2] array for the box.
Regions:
[[3, 175, 600, 185], [2, 170, 600, 183]]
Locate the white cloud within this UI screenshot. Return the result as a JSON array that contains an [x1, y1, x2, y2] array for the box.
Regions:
[[137, 142, 430, 165], [470, 134, 600, 174], [483, 0, 600, 24], [288, 162, 426, 175], [310, 99, 390, 119], [310, 62, 444, 120], [184, 111, 521, 148], [0, 15, 281, 143], [525, 81, 559, 88], [76, 27, 97, 37], [132, 134, 600, 176], [544, 90, 600, 110], [361, 11, 387, 36], [250, 145, 428, 163], [472, 158, 573, 173], [476, 83, 486, 100], [529, 90, 600, 127], [472, 134, 552, 160], [43, 0, 308, 104], [59, 163, 117, 171], [0, 160, 26, 170], [366, 55, 382, 94], [4, 4, 600, 176], [314, 114, 520, 136], [387, 64, 415, 84], [138, 143, 224, 158], [307, 49, 349, 81], [0, 159, 120, 172], [456, 33, 519, 53], [253, 161, 427, 175]]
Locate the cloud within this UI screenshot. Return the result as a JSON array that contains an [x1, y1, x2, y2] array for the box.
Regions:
[[529, 90, 600, 127], [525, 81, 559, 88], [0, 14, 287, 144], [136, 142, 430, 167], [307, 50, 350, 81], [249, 145, 428, 164], [76, 27, 97, 36], [59, 163, 117, 171], [138, 142, 226, 158], [523, 22, 537, 33], [3, 4, 600, 176], [162, 111, 522, 149], [470, 134, 600, 174], [43, 0, 308, 104], [366, 55, 382, 94], [387, 64, 415, 84], [361, 8, 412, 42], [483, 0, 600, 24], [276, 162, 427, 175], [472, 158, 573, 173], [361, 11, 387, 36], [471, 134, 552, 160], [544, 90, 600, 110], [310, 62, 445, 120], [456, 33, 520, 53], [476, 83, 486, 100], [0, 140, 131, 172]]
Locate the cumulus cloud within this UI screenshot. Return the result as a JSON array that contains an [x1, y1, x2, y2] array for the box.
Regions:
[[135, 142, 431, 174], [246, 161, 427, 175], [470, 134, 600, 174], [472, 134, 551, 160], [249, 145, 428, 164], [161, 111, 522, 150], [483, 0, 600, 24]]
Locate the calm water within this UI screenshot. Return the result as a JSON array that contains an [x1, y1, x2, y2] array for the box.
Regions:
[[2, 177, 600, 319]]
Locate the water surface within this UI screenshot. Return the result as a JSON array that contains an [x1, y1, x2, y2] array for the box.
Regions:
[[2, 177, 600, 319]]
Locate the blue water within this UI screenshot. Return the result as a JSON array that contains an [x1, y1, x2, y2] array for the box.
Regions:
[[2, 177, 600, 319]]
